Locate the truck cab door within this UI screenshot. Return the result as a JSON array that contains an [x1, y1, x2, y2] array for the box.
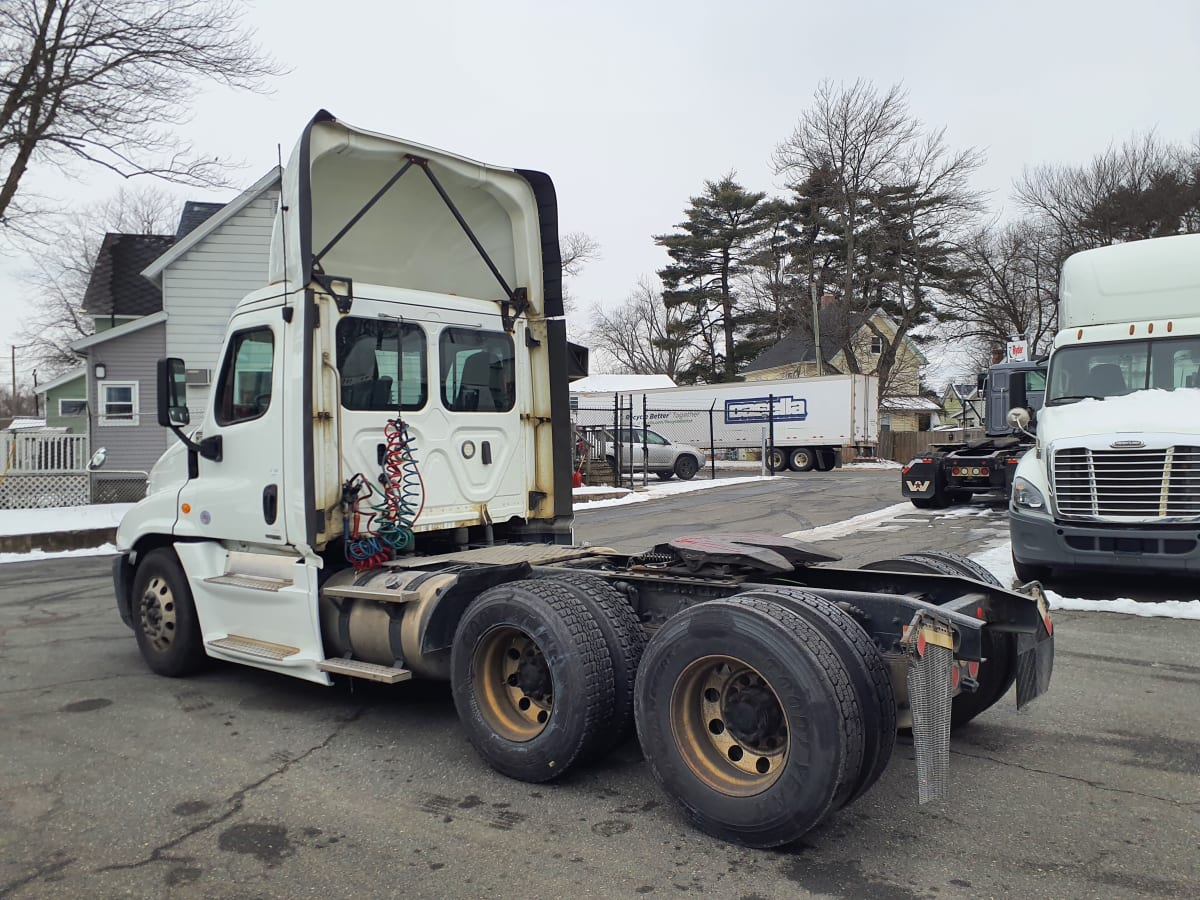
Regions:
[[176, 311, 288, 545]]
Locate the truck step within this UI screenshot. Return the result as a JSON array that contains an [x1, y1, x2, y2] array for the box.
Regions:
[[207, 635, 300, 660], [322, 584, 421, 604], [317, 658, 412, 683], [204, 573, 293, 592]]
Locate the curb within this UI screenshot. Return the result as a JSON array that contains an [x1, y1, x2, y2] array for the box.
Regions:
[[0, 528, 117, 554]]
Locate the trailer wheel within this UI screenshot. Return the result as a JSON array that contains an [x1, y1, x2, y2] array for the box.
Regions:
[[451, 580, 614, 782], [737, 587, 896, 804], [130, 548, 207, 677], [534, 572, 645, 755], [765, 448, 787, 472], [635, 596, 861, 848], [859, 552, 1016, 728], [674, 455, 700, 480], [786, 447, 815, 472]]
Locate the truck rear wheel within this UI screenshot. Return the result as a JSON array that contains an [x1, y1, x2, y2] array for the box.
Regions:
[[451, 580, 614, 783], [786, 447, 815, 472], [131, 548, 207, 677], [859, 552, 1016, 727], [534, 572, 645, 755], [737, 587, 896, 804], [765, 448, 786, 472], [634, 596, 862, 848]]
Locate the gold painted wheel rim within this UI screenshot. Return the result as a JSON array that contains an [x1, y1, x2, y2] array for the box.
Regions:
[[139, 576, 177, 652], [670, 655, 788, 796], [473, 626, 553, 742]]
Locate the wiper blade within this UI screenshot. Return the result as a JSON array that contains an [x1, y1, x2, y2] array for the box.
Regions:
[[1048, 394, 1104, 404]]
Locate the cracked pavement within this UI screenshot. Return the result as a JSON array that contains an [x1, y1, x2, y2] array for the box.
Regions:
[[0, 469, 1197, 898]]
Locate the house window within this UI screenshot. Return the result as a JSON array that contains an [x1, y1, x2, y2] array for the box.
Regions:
[[59, 399, 87, 417], [870, 335, 883, 355], [100, 383, 138, 426]]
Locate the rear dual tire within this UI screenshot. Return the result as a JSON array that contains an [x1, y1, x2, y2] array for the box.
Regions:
[[634, 594, 888, 848]]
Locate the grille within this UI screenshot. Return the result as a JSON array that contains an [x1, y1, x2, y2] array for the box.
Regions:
[[1052, 446, 1200, 519]]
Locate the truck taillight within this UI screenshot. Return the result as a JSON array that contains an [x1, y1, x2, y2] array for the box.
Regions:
[[952, 467, 960, 476], [1006, 458, 1019, 465], [980, 467, 989, 477]]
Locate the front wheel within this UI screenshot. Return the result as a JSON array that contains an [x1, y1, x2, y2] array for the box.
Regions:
[[131, 547, 207, 677], [674, 455, 699, 480]]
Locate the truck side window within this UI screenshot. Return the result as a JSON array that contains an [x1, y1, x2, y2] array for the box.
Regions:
[[335, 318, 427, 411], [440, 328, 515, 412], [215, 327, 274, 426]]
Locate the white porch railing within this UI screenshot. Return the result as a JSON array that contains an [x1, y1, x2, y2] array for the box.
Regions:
[[0, 432, 91, 509]]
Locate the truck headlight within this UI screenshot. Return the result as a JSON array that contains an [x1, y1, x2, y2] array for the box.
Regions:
[[1012, 476, 1045, 510]]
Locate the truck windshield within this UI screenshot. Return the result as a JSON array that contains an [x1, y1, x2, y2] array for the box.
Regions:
[[1047, 337, 1200, 404]]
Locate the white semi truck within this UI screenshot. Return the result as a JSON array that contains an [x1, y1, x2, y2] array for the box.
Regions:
[[574, 373, 879, 473], [1008, 234, 1200, 581], [111, 111, 1053, 848]]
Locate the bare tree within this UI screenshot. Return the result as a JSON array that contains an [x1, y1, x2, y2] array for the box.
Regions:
[[584, 276, 695, 378], [16, 185, 179, 370], [773, 80, 920, 321], [941, 220, 1062, 361], [560, 231, 600, 277], [1015, 131, 1200, 252], [0, 0, 284, 235]]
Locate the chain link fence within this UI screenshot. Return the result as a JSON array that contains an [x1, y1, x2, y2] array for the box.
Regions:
[[573, 397, 777, 488]]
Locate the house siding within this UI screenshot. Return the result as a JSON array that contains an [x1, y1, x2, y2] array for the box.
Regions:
[[163, 190, 279, 419], [44, 376, 88, 433], [87, 322, 168, 474]]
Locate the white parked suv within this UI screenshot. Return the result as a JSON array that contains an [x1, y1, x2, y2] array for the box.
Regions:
[[603, 427, 705, 480]]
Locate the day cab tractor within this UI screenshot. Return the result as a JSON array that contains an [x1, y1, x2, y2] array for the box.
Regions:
[[111, 112, 1054, 848], [901, 359, 1047, 509]]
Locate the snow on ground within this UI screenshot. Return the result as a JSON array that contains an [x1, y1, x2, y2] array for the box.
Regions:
[[0, 503, 133, 537], [576, 476, 772, 510], [971, 539, 1200, 621], [0, 543, 119, 565], [843, 459, 903, 470], [783, 502, 913, 541]]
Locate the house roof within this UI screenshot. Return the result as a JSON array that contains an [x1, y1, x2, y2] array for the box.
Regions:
[[881, 396, 942, 412], [743, 306, 867, 373], [142, 167, 282, 285], [70, 310, 167, 352], [80, 233, 175, 316], [35, 366, 86, 397], [175, 201, 225, 239]]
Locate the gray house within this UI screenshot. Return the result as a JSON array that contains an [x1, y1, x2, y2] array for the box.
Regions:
[[71, 169, 281, 497]]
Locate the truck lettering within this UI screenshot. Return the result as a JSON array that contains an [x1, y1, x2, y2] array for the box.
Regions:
[[724, 395, 808, 425]]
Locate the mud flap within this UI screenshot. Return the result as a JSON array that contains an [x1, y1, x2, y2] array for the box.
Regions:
[[1015, 582, 1055, 708], [900, 457, 940, 499], [906, 622, 954, 803]]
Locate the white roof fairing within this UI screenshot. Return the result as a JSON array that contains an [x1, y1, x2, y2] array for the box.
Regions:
[[269, 112, 557, 318]]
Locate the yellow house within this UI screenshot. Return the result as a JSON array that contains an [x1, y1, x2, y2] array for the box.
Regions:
[[743, 305, 938, 432]]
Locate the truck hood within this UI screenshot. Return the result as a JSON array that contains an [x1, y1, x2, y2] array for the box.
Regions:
[[1041, 388, 1200, 441], [269, 110, 562, 318]]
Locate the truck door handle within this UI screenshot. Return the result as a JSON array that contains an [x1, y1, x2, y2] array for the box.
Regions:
[[262, 484, 278, 524]]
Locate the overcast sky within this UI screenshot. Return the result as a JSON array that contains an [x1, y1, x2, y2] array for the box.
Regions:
[[3, 0, 1198, 387]]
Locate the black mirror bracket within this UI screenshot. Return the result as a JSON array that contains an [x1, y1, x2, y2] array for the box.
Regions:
[[168, 425, 222, 462]]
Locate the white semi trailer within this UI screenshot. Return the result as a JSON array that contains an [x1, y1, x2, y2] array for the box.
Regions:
[[111, 111, 1052, 848], [1008, 234, 1200, 580], [574, 373, 878, 472]]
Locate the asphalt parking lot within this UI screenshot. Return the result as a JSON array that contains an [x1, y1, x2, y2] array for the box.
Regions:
[[1, 469, 1198, 898]]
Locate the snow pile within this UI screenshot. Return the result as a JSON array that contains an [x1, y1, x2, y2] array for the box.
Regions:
[[783, 502, 912, 541], [578, 476, 772, 510], [0, 503, 133, 537], [0, 543, 119, 564], [971, 540, 1200, 620], [844, 459, 903, 470]]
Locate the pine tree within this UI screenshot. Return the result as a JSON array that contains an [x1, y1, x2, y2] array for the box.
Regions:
[[654, 175, 768, 382]]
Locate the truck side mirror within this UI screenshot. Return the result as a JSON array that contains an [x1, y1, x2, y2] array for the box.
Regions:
[[1009, 371, 1028, 412], [157, 358, 190, 427]]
